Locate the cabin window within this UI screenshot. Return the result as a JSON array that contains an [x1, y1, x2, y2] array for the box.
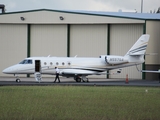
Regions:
[[44, 62, 47, 65], [19, 59, 32, 64], [68, 62, 71, 65], [28, 60, 32, 64], [56, 62, 59, 65], [62, 62, 65, 65], [50, 62, 53, 65]]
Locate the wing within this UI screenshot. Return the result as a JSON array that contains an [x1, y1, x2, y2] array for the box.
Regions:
[[60, 69, 103, 75]]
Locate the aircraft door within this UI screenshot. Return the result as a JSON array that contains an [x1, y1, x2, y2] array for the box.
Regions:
[[34, 60, 42, 82], [35, 60, 41, 72]]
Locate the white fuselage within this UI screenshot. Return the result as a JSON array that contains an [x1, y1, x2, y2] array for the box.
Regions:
[[3, 56, 143, 76]]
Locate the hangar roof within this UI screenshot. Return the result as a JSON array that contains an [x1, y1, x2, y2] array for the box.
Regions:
[[69, 10, 160, 20], [1, 9, 160, 20]]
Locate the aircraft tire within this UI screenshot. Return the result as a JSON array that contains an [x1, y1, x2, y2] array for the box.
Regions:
[[86, 78, 89, 82], [82, 78, 89, 82], [76, 78, 81, 82], [16, 79, 21, 83]]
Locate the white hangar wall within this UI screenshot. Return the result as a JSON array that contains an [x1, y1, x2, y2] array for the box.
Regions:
[[0, 10, 144, 24], [0, 24, 27, 76], [109, 24, 143, 79]]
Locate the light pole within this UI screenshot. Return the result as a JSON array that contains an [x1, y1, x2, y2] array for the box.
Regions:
[[141, 0, 143, 13]]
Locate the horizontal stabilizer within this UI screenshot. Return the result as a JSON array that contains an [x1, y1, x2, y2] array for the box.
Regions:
[[141, 70, 160, 73], [128, 53, 157, 56], [136, 65, 160, 73], [145, 53, 158, 55], [129, 53, 145, 56]]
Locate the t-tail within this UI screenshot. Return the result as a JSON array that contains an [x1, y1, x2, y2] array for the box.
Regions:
[[125, 34, 150, 63], [100, 34, 150, 65]]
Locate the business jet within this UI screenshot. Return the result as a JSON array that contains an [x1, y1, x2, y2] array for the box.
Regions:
[[3, 34, 152, 82]]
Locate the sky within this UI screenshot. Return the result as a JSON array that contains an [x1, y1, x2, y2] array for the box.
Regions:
[[0, 0, 160, 13]]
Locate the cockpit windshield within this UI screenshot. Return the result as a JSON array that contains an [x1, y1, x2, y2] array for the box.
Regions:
[[19, 59, 32, 64]]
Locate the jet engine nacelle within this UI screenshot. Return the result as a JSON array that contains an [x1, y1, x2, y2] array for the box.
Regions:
[[100, 55, 128, 65]]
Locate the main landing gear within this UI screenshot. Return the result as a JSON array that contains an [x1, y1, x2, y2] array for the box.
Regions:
[[74, 76, 89, 82]]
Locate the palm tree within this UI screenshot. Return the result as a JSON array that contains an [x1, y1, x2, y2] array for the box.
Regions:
[[149, 7, 160, 13], [156, 7, 160, 13]]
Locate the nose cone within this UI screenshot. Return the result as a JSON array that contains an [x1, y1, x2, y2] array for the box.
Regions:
[[2, 65, 18, 74], [3, 67, 12, 74]]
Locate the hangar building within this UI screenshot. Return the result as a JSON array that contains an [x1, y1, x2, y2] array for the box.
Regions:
[[0, 9, 160, 79]]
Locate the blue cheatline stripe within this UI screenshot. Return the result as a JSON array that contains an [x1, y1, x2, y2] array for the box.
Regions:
[[129, 45, 147, 53]]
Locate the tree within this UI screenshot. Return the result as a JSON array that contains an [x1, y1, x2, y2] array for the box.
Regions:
[[150, 7, 160, 13]]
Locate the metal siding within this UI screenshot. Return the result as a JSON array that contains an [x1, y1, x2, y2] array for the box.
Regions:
[[146, 21, 160, 64], [70, 24, 108, 57], [30, 25, 67, 57], [109, 24, 143, 79], [0, 24, 27, 76]]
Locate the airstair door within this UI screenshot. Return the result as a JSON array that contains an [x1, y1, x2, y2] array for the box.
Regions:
[[35, 60, 41, 72], [34, 60, 42, 82]]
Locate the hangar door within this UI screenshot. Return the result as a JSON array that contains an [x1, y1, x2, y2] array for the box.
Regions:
[[70, 24, 108, 78], [70, 24, 108, 57], [0, 24, 27, 76], [109, 24, 143, 79], [145, 21, 160, 80], [30, 24, 67, 57]]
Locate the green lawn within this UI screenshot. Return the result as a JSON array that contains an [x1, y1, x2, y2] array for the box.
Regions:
[[0, 86, 160, 120]]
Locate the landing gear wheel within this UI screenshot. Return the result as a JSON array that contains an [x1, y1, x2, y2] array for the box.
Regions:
[[81, 77, 89, 82], [86, 78, 89, 82], [16, 79, 21, 83], [76, 78, 81, 82]]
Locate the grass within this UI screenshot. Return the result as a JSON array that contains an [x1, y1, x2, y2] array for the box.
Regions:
[[0, 86, 160, 120]]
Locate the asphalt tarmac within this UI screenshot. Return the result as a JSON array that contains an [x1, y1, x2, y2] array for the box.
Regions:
[[0, 77, 160, 87]]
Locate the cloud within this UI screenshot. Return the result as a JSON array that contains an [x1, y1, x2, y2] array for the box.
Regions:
[[86, 0, 114, 11], [7, 2, 16, 9], [92, 0, 160, 13], [1, 0, 160, 13]]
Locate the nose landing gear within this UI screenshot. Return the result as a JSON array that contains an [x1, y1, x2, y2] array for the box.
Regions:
[[15, 74, 21, 82], [16, 78, 21, 83]]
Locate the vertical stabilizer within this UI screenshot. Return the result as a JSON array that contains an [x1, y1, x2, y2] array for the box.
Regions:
[[125, 34, 150, 56]]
